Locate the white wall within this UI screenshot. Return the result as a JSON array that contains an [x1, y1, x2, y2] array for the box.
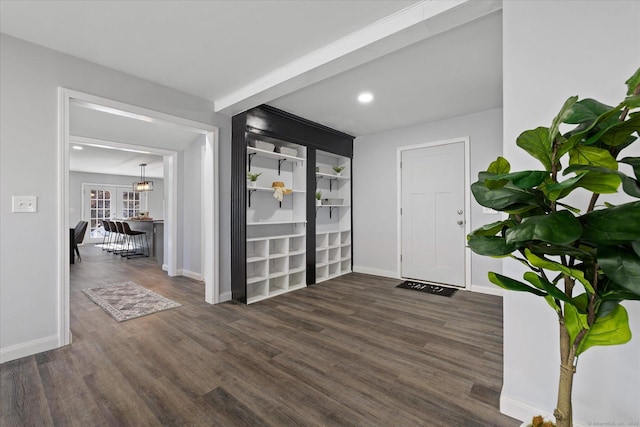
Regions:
[[69, 171, 165, 225], [0, 34, 231, 362], [353, 108, 504, 293], [501, 2, 640, 425], [179, 135, 204, 280]]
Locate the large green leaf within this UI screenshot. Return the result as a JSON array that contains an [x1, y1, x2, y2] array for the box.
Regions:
[[564, 304, 589, 347], [563, 98, 614, 124], [600, 113, 640, 147], [580, 201, 640, 245], [598, 245, 640, 297], [488, 272, 547, 296], [505, 211, 582, 245], [620, 174, 640, 198], [485, 171, 549, 189], [528, 242, 594, 260], [468, 235, 516, 256], [523, 271, 575, 306], [577, 304, 632, 355], [487, 157, 510, 175], [471, 181, 547, 213], [543, 175, 585, 201], [524, 249, 595, 293], [516, 127, 553, 171], [469, 220, 514, 236], [569, 146, 618, 170], [550, 96, 578, 142], [620, 157, 640, 179], [626, 67, 640, 96], [575, 172, 621, 194]]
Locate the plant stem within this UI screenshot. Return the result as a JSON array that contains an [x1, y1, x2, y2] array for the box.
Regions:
[[587, 193, 599, 213], [555, 318, 575, 427]]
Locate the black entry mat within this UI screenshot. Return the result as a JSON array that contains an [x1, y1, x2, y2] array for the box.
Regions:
[[396, 281, 458, 297]]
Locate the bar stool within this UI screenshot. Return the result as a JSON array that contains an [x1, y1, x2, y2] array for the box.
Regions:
[[101, 220, 111, 251], [121, 222, 149, 258], [107, 221, 120, 253], [113, 221, 127, 254]]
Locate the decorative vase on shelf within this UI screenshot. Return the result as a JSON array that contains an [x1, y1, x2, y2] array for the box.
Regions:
[[248, 180, 257, 188], [316, 199, 322, 206]]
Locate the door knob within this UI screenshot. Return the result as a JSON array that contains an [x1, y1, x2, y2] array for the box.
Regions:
[[457, 210, 463, 215], [457, 220, 464, 225]]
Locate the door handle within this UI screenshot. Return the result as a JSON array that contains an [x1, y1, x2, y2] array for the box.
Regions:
[[457, 220, 464, 225]]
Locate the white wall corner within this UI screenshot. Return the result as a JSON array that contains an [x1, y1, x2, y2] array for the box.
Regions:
[[470, 284, 503, 297], [0, 335, 60, 364], [219, 291, 232, 302]]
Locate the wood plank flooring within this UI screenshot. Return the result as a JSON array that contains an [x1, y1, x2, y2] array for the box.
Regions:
[[1, 245, 519, 426]]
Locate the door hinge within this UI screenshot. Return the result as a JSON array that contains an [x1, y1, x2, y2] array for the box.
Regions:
[[400, 254, 402, 261], [400, 208, 402, 215]]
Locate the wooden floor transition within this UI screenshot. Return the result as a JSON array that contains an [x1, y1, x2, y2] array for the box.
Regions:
[[1, 245, 518, 426]]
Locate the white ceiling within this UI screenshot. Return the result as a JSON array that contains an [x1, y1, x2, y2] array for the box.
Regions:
[[69, 144, 165, 179], [1, 0, 503, 158], [269, 10, 502, 136]]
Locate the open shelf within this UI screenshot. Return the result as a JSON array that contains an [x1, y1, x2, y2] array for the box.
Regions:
[[248, 146, 305, 163]]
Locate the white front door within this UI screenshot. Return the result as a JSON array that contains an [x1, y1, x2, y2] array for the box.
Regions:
[[400, 141, 466, 287]]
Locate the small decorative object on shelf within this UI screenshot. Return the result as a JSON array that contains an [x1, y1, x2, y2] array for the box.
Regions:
[[247, 171, 261, 188], [315, 191, 322, 206], [272, 181, 292, 202], [252, 140, 275, 152], [278, 146, 298, 157], [333, 165, 345, 176]]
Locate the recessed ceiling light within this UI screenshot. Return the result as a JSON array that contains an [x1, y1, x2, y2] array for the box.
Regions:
[[72, 145, 84, 150], [357, 92, 374, 104]]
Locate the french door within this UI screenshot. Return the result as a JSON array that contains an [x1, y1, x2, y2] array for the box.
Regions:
[[83, 184, 146, 243]]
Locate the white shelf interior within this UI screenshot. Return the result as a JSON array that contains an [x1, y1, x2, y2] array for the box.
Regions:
[[315, 149, 351, 283], [245, 136, 307, 304]]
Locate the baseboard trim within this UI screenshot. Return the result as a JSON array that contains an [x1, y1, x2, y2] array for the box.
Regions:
[[501, 393, 590, 427], [352, 265, 398, 279], [0, 335, 59, 364], [219, 291, 232, 302], [470, 284, 503, 297], [179, 269, 204, 281]]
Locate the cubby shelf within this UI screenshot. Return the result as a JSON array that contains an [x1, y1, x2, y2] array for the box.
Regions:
[[232, 106, 353, 305]]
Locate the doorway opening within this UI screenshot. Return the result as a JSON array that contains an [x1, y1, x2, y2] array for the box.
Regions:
[[397, 137, 470, 289], [58, 88, 219, 347]]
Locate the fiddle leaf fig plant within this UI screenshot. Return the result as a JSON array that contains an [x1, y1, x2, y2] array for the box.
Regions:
[[468, 68, 640, 427]]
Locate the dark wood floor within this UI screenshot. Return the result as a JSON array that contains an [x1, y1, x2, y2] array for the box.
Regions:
[[1, 245, 518, 426]]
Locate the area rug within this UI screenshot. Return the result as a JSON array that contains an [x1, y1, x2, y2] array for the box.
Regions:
[[396, 281, 458, 297], [82, 281, 181, 322]]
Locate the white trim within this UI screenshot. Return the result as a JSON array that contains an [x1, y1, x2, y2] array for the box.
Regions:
[[203, 132, 220, 304], [396, 137, 471, 290], [177, 269, 204, 282], [0, 335, 59, 364], [470, 284, 503, 297], [353, 265, 399, 279], [58, 88, 220, 353]]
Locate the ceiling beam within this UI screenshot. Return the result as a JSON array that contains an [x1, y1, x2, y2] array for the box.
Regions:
[[214, 0, 502, 116]]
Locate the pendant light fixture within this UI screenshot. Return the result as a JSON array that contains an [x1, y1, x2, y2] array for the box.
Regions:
[[133, 163, 153, 192]]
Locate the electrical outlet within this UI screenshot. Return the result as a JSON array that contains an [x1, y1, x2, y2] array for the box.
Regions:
[[12, 196, 37, 213]]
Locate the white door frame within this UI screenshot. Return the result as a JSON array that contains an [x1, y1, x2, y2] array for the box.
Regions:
[[58, 88, 220, 347], [396, 137, 471, 290]]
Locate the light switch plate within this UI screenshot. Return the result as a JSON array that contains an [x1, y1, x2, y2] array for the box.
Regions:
[[12, 196, 37, 213]]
